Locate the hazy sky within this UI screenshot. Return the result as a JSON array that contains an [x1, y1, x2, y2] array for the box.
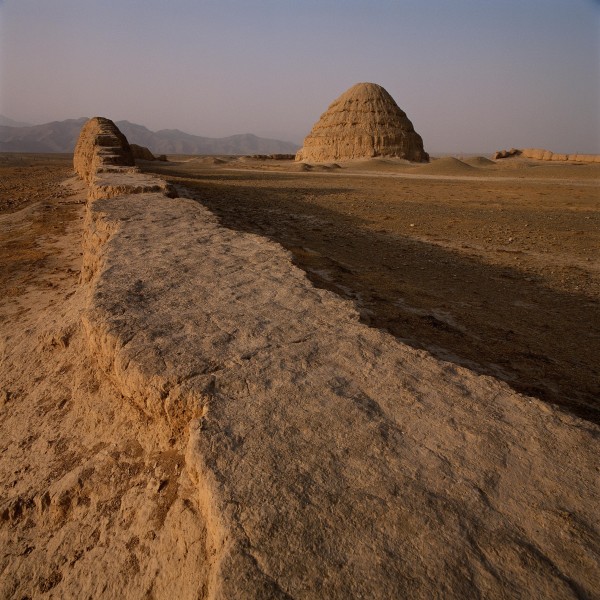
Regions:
[[1, 0, 599, 152]]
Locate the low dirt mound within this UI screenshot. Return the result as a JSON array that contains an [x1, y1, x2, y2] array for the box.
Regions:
[[190, 156, 229, 165], [493, 158, 537, 169], [289, 162, 342, 172], [409, 156, 474, 175], [289, 162, 313, 172], [463, 156, 495, 167]]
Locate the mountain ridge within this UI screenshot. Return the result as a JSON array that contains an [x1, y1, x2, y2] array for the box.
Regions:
[[0, 115, 34, 128], [0, 117, 300, 155]]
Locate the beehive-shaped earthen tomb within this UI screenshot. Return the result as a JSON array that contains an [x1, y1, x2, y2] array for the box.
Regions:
[[296, 82, 428, 162]]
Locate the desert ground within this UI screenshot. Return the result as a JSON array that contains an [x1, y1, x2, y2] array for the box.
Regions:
[[0, 154, 208, 598], [142, 155, 600, 424], [1, 151, 599, 598]]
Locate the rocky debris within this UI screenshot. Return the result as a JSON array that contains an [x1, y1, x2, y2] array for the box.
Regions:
[[296, 82, 429, 163], [494, 147, 600, 162], [73, 117, 135, 183], [130, 143, 157, 161]]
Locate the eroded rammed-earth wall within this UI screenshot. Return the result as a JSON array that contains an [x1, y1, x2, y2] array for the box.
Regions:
[[76, 118, 600, 600], [494, 147, 600, 162]]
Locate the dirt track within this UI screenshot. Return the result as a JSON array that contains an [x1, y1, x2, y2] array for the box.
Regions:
[[143, 157, 600, 423]]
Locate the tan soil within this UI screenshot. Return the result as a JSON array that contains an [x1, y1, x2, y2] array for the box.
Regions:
[[0, 153, 73, 212], [143, 157, 600, 423], [1, 151, 599, 599], [0, 156, 208, 599]]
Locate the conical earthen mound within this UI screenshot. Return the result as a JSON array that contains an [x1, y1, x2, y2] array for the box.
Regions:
[[73, 117, 135, 183], [296, 82, 428, 162]]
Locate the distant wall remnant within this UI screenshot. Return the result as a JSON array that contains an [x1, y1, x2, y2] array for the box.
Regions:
[[494, 147, 600, 163], [73, 117, 135, 183], [130, 143, 157, 161], [246, 154, 296, 160], [73, 117, 174, 201]]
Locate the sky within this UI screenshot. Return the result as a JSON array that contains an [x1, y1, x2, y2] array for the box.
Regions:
[[0, 0, 599, 153]]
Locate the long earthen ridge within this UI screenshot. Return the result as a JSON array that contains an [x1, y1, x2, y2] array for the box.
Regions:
[[493, 147, 600, 162], [75, 118, 599, 599]]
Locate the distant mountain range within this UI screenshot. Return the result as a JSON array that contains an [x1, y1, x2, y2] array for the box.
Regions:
[[0, 115, 33, 128], [0, 116, 300, 155]]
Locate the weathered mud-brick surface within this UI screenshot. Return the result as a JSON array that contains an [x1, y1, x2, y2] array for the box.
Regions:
[[296, 82, 429, 162], [73, 117, 135, 183], [83, 190, 599, 600]]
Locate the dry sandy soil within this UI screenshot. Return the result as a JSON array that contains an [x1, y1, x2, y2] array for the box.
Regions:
[[142, 155, 600, 424], [1, 152, 598, 598], [0, 154, 208, 598]]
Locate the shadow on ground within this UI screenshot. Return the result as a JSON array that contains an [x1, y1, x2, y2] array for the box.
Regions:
[[142, 165, 600, 425]]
